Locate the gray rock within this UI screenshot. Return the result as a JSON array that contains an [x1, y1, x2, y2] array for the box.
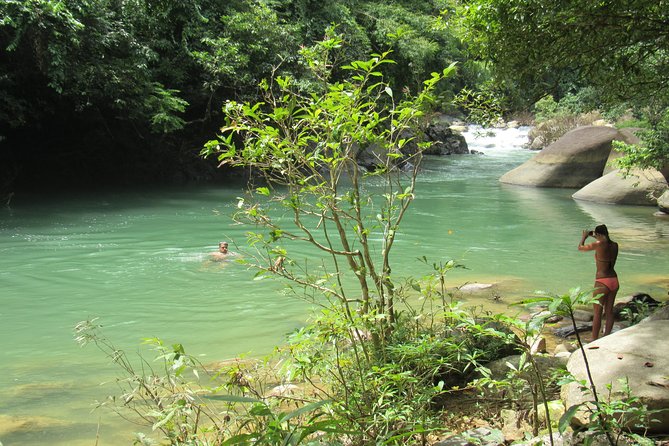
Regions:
[[561, 320, 669, 433], [528, 134, 545, 150], [433, 437, 473, 446], [614, 293, 662, 321], [546, 314, 564, 324], [511, 432, 567, 446], [433, 427, 504, 446], [572, 309, 594, 322], [554, 351, 571, 363], [514, 431, 641, 446], [658, 189, 669, 214], [499, 408, 534, 442], [459, 283, 494, 292], [360, 120, 469, 163], [500, 126, 624, 188], [355, 140, 418, 172], [485, 354, 566, 381], [554, 342, 575, 354], [553, 323, 592, 338], [353, 142, 384, 170], [424, 122, 470, 155], [572, 168, 667, 206], [450, 125, 469, 133]]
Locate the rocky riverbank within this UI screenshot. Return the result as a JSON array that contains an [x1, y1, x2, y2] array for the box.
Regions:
[[430, 290, 669, 446]]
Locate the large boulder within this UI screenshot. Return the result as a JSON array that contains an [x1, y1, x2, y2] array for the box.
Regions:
[[423, 121, 469, 155], [561, 320, 669, 433], [356, 142, 391, 170], [500, 126, 624, 188], [572, 168, 668, 206], [658, 190, 669, 214], [485, 354, 566, 381]]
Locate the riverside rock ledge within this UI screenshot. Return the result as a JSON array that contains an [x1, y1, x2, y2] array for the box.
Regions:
[[561, 319, 669, 434]]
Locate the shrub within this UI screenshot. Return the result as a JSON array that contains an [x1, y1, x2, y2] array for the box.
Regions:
[[528, 92, 604, 149], [527, 111, 603, 149]]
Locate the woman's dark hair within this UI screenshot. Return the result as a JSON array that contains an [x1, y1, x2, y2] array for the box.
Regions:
[[594, 224, 611, 240]]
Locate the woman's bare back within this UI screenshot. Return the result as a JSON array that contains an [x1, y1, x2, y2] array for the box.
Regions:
[[594, 241, 618, 278]]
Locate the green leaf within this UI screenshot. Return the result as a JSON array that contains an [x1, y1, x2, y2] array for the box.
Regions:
[[152, 409, 175, 431], [250, 402, 273, 416], [279, 399, 331, 422], [559, 404, 582, 433]]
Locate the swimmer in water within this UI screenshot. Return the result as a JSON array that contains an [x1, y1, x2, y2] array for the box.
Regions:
[[210, 241, 230, 261]]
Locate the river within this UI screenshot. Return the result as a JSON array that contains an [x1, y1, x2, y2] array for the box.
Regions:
[[1, 126, 668, 445]]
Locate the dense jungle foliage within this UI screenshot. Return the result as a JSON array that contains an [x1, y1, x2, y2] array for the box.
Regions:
[[2, 0, 668, 192], [0, 0, 481, 191]]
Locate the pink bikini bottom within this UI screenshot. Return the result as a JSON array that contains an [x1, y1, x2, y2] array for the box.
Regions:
[[595, 276, 619, 292]]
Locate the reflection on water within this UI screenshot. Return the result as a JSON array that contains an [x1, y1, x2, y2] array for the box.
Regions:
[[575, 199, 669, 243], [1, 126, 668, 445]]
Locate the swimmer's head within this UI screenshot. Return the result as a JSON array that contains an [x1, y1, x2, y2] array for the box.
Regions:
[[219, 241, 229, 253]]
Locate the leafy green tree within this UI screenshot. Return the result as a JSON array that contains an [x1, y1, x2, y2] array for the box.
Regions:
[[0, 0, 83, 127], [0, 0, 191, 131], [194, 2, 301, 106], [457, 0, 669, 106], [357, 2, 461, 91], [0, 0, 302, 188], [456, 0, 669, 175], [269, 0, 476, 103], [1, 0, 481, 191], [614, 110, 669, 181], [203, 31, 455, 348]]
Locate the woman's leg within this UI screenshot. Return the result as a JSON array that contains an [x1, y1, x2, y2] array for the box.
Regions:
[[591, 301, 603, 340], [591, 283, 608, 340], [603, 288, 618, 336]]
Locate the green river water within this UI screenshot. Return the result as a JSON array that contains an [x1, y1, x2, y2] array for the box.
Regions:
[[1, 126, 668, 445]]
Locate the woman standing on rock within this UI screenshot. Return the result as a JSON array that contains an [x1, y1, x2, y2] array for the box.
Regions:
[[578, 224, 619, 340]]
